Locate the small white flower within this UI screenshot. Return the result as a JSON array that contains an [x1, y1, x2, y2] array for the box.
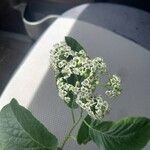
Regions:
[[64, 97, 71, 103], [58, 60, 67, 68], [72, 86, 80, 94], [76, 99, 86, 109], [92, 57, 107, 73], [59, 90, 67, 99], [72, 68, 80, 75], [85, 100, 96, 108], [105, 75, 121, 98], [93, 57, 103, 63], [56, 77, 63, 85], [81, 86, 88, 93], [64, 51, 70, 58], [66, 46, 71, 51], [81, 79, 90, 87], [61, 66, 72, 75], [69, 59, 77, 68], [78, 50, 87, 57]]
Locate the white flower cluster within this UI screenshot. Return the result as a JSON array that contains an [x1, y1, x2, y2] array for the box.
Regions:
[[50, 40, 121, 120], [105, 75, 121, 98]]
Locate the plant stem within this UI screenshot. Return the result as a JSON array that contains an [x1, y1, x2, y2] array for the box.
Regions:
[[60, 108, 83, 150], [71, 109, 76, 124]]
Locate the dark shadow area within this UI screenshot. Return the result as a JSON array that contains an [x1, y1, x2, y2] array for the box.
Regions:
[[0, 8, 26, 34], [62, 3, 150, 50], [0, 0, 26, 34], [0, 31, 32, 95], [95, 0, 150, 12], [24, 1, 74, 22]]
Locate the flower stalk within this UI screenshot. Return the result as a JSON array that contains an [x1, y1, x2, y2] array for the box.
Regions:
[[60, 108, 83, 150]]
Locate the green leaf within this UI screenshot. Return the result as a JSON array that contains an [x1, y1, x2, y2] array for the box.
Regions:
[[77, 115, 92, 145], [0, 99, 58, 150], [0, 143, 2, 149], [65, 37, 84, 52], [89, 117, 150, 150]]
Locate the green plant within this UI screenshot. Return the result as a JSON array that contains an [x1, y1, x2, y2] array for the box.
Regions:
[[0, 37, 150, 150]]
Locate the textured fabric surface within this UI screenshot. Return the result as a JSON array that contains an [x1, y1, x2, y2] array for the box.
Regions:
[[0, 18, 150, 149], [62, 3, 150, 50]]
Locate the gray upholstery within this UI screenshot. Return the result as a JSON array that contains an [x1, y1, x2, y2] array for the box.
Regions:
[[1, 17, 150, 149], [62, 3, 150, 50], [0, 3, 150, 150]]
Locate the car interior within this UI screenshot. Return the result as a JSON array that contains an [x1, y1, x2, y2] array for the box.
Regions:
[[0, 1, 150, 149], [0, 0, 149, 95]]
